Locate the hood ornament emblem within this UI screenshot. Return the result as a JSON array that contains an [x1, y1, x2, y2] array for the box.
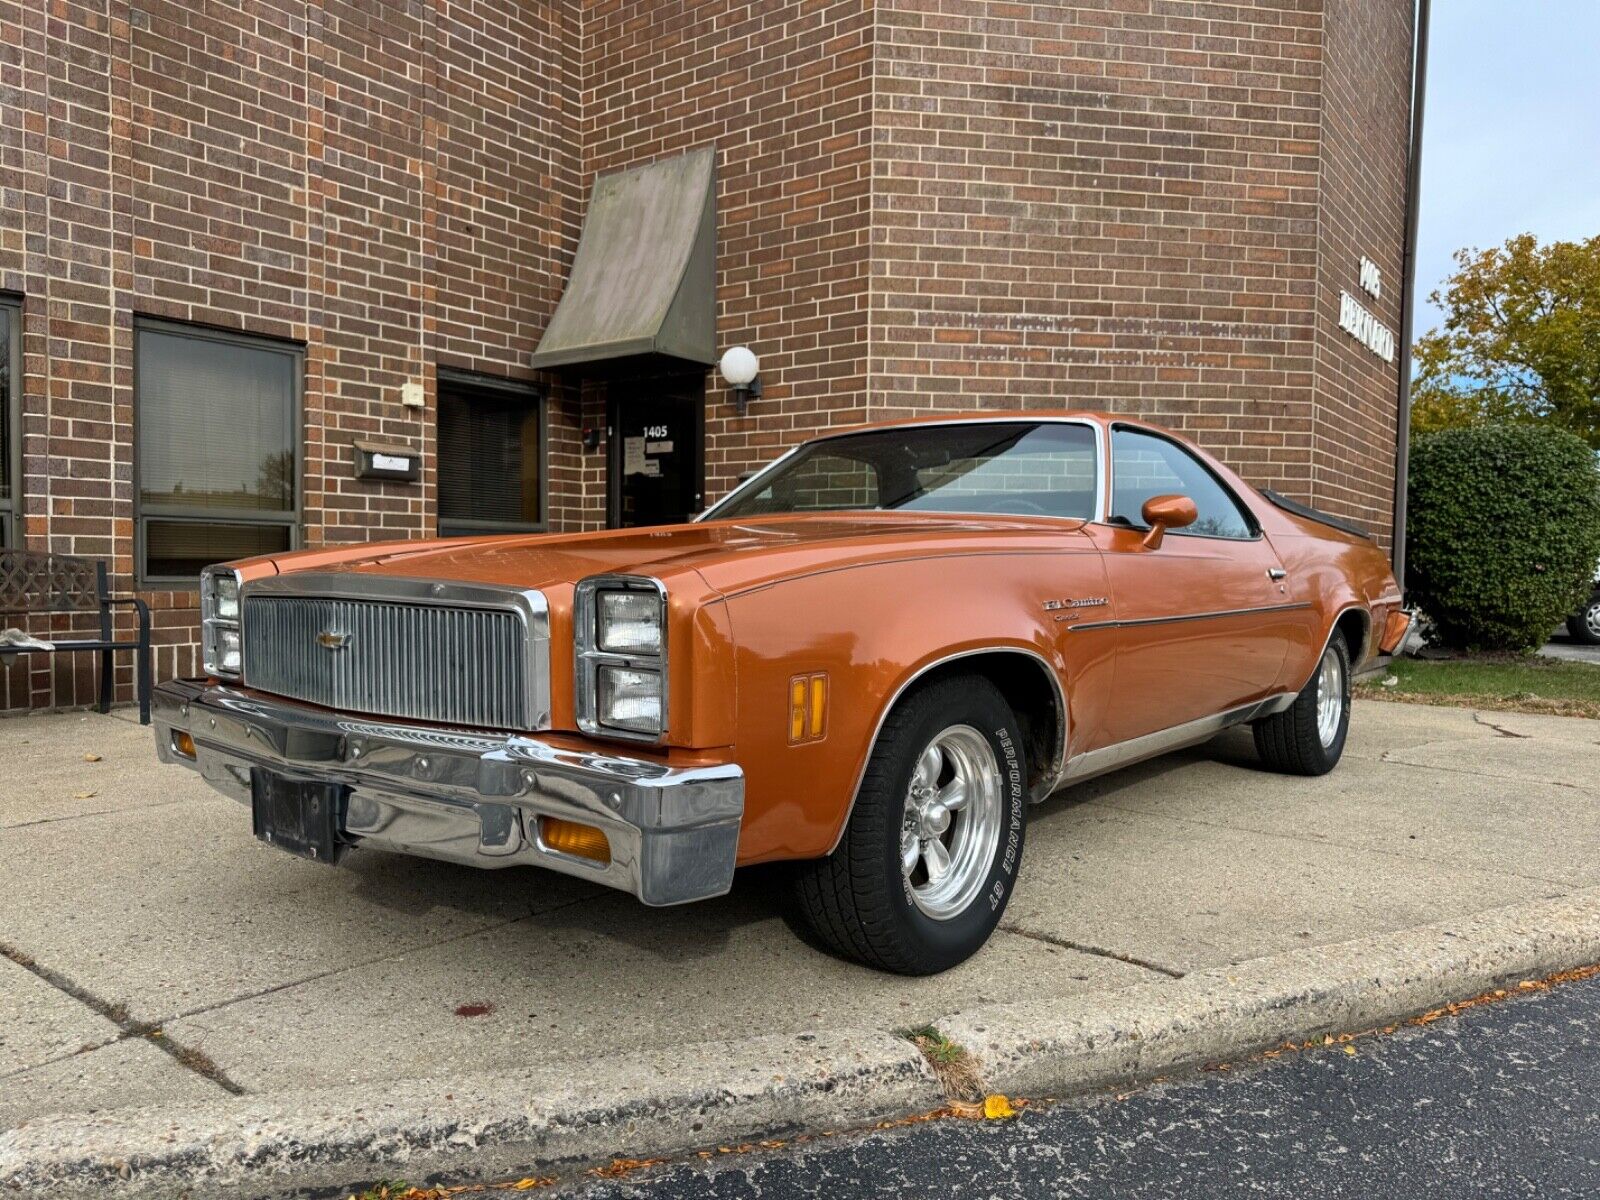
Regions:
[[316, 629, 353, 652]]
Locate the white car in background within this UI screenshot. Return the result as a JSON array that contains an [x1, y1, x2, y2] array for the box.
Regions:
[[1570, 560, 1600, 646]]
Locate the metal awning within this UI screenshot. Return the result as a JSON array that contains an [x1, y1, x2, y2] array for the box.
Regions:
[[529, 147, 716, 372]]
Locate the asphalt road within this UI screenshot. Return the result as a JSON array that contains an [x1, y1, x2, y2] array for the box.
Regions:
[[546, 971, 1600, 1199]]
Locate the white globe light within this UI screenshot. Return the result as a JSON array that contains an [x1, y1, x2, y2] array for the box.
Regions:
[[719, 346, 759, 387]]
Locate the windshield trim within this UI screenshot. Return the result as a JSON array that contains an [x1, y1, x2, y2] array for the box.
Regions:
[[697, 417, 1106, 524]]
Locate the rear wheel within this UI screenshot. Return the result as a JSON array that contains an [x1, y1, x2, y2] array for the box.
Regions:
[[791, 674, 1027, 975], [1252, 633, 1351, 776], [1568, 591, 1600, 646]]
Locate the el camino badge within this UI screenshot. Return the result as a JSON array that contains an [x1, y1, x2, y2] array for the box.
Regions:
[[1042, 597, 1108, 621], [316, 629, 353, 652]]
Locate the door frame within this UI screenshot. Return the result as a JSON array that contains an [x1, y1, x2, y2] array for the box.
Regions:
[[605, 377, 706, 529]]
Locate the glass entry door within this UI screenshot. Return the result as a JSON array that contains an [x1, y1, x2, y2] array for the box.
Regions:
[[608, 379, 704, 528]]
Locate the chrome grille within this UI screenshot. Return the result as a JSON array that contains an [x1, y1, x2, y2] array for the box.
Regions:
[[241, 594, 535, 730]]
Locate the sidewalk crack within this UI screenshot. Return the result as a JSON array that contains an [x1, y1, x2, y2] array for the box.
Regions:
[[1472, 711, 1531, 739], [1000, 926, 1186, 978], [0, 942, 244, 1096], [146, 887, 608, 1029]]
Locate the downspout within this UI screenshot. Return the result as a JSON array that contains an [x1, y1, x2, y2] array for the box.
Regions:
[[1392, 0, 1432, 582]]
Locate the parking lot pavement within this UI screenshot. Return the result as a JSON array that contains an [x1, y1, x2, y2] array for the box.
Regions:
[[1541, 633, 1600, 664], [3, 699, 1598, 1128]]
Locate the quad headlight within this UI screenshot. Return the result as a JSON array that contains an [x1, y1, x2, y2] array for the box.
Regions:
[[595, 664, 664, 735], [596, 589, 663, 654], [576, 577, 666, 740], [200, 566, 243, 678]]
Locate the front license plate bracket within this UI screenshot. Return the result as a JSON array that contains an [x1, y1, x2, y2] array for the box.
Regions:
[[250, 769, 350, 865]]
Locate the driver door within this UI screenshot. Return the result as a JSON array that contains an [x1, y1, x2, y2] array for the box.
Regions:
[[1086, 426, 1295, 745]]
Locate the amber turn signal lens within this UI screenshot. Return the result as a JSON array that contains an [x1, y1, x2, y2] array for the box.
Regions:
[[540, 817, 611, 864], [172, 730, 196, 759]]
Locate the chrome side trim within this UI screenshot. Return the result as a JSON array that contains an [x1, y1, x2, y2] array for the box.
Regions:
[[829, 645, 1070, 855], [241, 571, 551, 731], [698, 417, 1107, 525], [1057, 692, 1297, 788], [1064, 600, 1314, 632], [573, 574, 669, 744], [153, 679, 742, 906]]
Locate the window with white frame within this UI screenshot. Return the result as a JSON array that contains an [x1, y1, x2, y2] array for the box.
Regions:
[[135, 320, 301, 585]]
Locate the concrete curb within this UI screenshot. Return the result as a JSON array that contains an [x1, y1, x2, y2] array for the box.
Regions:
[[941, 888, 1600, 1100], [0, 1030, 942, 1199], [6, 888, 1600, 1198]]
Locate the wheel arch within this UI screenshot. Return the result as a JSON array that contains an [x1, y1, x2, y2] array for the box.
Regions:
[[1334, 606, 1371, 667], [827, 645, 1068, 856]]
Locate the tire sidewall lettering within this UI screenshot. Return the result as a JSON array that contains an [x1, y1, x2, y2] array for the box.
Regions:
[[994, 725, 1025, 880]]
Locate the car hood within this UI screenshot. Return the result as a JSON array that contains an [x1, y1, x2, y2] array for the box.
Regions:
[[261, 512, 1091, 598]]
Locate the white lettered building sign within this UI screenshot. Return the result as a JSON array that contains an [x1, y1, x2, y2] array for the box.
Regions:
[[1337, 255, 1396, 364]]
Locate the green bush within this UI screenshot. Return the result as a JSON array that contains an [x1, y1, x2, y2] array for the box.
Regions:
[[1407, 423, 1600, 651]]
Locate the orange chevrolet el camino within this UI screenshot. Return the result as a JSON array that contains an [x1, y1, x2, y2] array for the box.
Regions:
[[153, 413, 1409, 974]]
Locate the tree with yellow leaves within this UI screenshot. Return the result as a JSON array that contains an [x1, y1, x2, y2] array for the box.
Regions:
[[1411, 233, 1600, 448]]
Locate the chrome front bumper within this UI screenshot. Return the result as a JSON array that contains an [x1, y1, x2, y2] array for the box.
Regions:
[[152, 679, 744, 906]]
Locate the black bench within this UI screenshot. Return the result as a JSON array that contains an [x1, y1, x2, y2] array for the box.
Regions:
[[0, 550, 152, 724]]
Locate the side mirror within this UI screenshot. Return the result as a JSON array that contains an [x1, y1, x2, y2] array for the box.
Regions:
[[1139, 493, 1198, 549]]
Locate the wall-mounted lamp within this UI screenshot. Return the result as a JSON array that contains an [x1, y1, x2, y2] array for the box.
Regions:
[[719, 346, 762, 415]]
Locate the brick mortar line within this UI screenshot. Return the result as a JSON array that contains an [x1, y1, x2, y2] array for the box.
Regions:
[[0, 942, 243, 1096]]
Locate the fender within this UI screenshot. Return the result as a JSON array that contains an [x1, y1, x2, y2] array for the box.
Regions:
[[827, 643, 1070, 856]]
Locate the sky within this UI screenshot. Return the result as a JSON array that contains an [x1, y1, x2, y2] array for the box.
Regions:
[[1413, 0, 1600, 335]]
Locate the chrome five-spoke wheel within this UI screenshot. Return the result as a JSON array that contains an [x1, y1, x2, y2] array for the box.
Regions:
[[1314, 644, 1345, 748], [899, 724, 1003, 920], [792, 673, 1027, 975], [1253, 630, 1352, 776]]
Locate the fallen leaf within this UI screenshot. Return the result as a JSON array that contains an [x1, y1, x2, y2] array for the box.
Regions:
[[83, 753, 102, 762], [983, 1094, 1016, 1119], [73, 790, 97, 799], [1343, 1044, 1357, 1056]]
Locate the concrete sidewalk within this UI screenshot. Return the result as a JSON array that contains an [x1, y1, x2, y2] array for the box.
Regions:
[[3, 699, 1599, 1187]]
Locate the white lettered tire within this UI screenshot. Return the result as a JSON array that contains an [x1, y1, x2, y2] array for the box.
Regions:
[[791, 674, 1027, 975]]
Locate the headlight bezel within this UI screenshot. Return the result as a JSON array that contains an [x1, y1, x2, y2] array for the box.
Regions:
[[575, 575, 667, 742], [200, 565, 245, 680]]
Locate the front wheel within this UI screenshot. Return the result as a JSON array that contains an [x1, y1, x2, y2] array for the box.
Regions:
[[1252, 632, 1351, 776], [1568, 592, 1600, 646], [790, 674, 1027, 975]]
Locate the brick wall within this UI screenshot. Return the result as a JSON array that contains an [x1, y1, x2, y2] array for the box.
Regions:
[[1310, 0, 1412, 543], [580, 0, 877, 511], [1, 0, 1413, 715], [1, 0, 584, 712], [869, 0, 1325, 503]]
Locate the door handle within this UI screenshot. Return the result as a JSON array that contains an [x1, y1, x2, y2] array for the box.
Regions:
[[1267, 568, 1287, 581]]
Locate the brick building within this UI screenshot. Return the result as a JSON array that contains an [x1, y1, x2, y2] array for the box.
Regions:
[[0, 0, 1420, 713]]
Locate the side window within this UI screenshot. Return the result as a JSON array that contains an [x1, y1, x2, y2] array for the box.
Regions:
[[1109, 428, 1254, 539], [741, 453, 879, 515]]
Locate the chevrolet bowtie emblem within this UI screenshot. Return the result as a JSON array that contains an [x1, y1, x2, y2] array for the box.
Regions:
[[316, 629, 353, 651]]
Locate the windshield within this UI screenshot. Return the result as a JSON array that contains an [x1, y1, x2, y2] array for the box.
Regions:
[[708, 421, 1099, 521]]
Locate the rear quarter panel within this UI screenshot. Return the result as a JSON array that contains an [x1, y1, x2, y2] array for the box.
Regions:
[[1262, 515, 1400, 688]]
